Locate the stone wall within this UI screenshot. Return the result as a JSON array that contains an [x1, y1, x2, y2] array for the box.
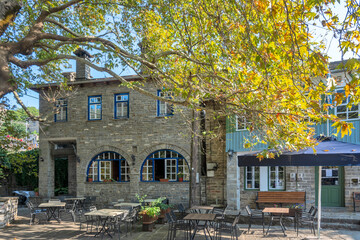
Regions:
[[0, 197, 18, 229], [239, 166, 316, 209], [345, 166, 360, 210]]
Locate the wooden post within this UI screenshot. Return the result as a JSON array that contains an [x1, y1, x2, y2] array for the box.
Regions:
[[190, 109, 201, 207]]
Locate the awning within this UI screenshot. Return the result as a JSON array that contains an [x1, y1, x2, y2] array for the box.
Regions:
[[238, 139, 360, 167]]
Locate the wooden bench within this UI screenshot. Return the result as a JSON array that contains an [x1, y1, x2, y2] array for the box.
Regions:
[[256, 191, 306, 209]]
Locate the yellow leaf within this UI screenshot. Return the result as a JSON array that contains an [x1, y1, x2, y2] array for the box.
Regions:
[[345, 84, 350, 97]]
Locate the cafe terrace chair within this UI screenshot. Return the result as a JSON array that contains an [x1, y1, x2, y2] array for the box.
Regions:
[[245, 205, 264, 234], [296, 207, 318, 236], [79, 205, 98, 232], [26, 201, 47, 225], [165, 212, 191, 240], [214, 211, 241, 240], [123, 207, 139, 236]]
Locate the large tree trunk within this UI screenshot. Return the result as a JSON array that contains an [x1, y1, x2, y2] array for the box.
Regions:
[[0, 48, 16, 97], [0, 0, 21, 37]]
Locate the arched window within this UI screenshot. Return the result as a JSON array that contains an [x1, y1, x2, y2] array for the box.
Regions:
[[87, 151, 130, 182], [141, 149, 189, 182]]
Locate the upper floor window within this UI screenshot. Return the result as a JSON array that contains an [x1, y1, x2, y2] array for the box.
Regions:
[[335, 90, 359, 120], [245, 166, 259, 190], [269, 166, 285, 190], [87, 151, 130, 182], [141, 149, 189, 182], [54, 99, 67, 122], [157, 90, 173, 117], [88, 96, 102, 120], [114, 93, 129, 119], [236, 115, 250, 131]]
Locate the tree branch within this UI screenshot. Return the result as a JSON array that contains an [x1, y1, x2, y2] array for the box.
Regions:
[[12, 91, 45, 122]]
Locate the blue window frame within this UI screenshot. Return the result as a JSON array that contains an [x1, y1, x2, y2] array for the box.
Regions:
[[140, 149, 189, 182], [86, 151, 130, 182], [157, 90, 173, 117], [54, 98, 67, 122], [88, 95, 102, 120], [114, 93, 129, 119]]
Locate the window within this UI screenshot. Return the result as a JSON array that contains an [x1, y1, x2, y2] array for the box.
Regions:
[[157, 90, 173, 116], [335, 90, 359, 120], [141, 149, 189, 182], [54, 99, 67, 122], [269, 166, 285, 190], [88, 96, 102, 120], [236, 115, 250, 131], [87, 151, 130, 182], [114, 93, 129, 119], [245, 166, 259, 190]]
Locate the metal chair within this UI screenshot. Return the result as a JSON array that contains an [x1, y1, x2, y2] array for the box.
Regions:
[[122, 207, 138, 236], [214, 211, 241, 240], [26, 201, 47, 225], [245, 205, 264, 234], [296, 207, 318, 236], [165, 212, 191, 240]]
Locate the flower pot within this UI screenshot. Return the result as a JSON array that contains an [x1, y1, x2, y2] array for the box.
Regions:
[[88, 178, 93, 182], [160, 179, 169, 182], [140, 213, 158, 224], [35, 192, 39, 196], [178, 177, 183, 182]]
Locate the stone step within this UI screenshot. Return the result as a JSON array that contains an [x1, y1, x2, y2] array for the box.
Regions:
[[238, 215, 360, 231]]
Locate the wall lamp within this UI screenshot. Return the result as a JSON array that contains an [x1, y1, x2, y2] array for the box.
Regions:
[[131, 154, 136, 166], [228, 149, 234, 158], [40, 157, 44, 162]]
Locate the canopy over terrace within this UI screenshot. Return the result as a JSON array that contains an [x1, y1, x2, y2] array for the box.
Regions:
[[237, 137, 360, 238], [238, 138, 360, 167]]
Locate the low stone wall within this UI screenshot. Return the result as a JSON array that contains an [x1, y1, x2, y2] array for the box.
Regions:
[[0, 197, 18, 229]]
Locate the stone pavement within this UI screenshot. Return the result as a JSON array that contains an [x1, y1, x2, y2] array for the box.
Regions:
[[1, 208, 360, 240]]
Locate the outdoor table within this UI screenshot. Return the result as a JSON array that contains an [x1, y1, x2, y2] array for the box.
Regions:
[[114, 202, 141, 208], [144, 199, 157, 205], [183, 213, 216, 240], [262, 207, 290, 236], [85, 209, 126, 239], [190, 205, 215, 213], [38, 202, 66, 223]]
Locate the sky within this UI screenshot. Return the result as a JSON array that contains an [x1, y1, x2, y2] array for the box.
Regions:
[[7, 1, 355, 110]]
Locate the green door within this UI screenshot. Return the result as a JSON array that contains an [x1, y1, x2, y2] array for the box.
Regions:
[[315, 166, 344, 207]]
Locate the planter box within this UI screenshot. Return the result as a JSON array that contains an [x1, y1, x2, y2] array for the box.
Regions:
[[160, 179, 169, 182]]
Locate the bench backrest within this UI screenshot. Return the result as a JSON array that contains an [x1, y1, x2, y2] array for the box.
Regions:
[[256, 191, 306, 203]]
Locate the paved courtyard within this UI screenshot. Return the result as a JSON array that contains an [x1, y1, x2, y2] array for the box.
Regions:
[[1, 208, 360, 240]]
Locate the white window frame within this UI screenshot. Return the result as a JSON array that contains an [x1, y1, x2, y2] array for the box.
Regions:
[[100, 161, 111, 181], [142, 159, 153, 181], [165, 159, 177, 181], [269, 166, 285, 190], [335, 90, 360, 120], [157, 90, 173, 116], [235, 115, 250, 131], [245, 166, 259, 190], [89, 96, 102, 120], [114, 93, 129, 119], [55, 99, 67, 122], [88, 161, 98, 181]]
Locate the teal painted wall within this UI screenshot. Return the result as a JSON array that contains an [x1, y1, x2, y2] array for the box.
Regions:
[[227, 120, 360, 153]]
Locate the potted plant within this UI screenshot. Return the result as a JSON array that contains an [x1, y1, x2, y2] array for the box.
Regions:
[[136, 194, 161, 231], [153, 197, 171, 224], [34, 187, 39, 196], [159, 178, 169, 182], [177, 172, 184, 182], [87, 177, 93, 182]]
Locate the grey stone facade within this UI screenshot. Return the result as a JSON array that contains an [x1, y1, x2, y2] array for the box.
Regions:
[[36, 78, 195, 205]]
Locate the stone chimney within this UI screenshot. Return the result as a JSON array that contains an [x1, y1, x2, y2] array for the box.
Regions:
[[62, 72, 76, 82], [74, 48, 92, 80]]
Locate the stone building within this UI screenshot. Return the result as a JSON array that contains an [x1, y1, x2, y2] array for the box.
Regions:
[[31, 50, 226, 206]]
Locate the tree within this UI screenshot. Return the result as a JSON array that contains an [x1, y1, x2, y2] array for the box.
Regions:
[[1, 0, 360, 152]]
